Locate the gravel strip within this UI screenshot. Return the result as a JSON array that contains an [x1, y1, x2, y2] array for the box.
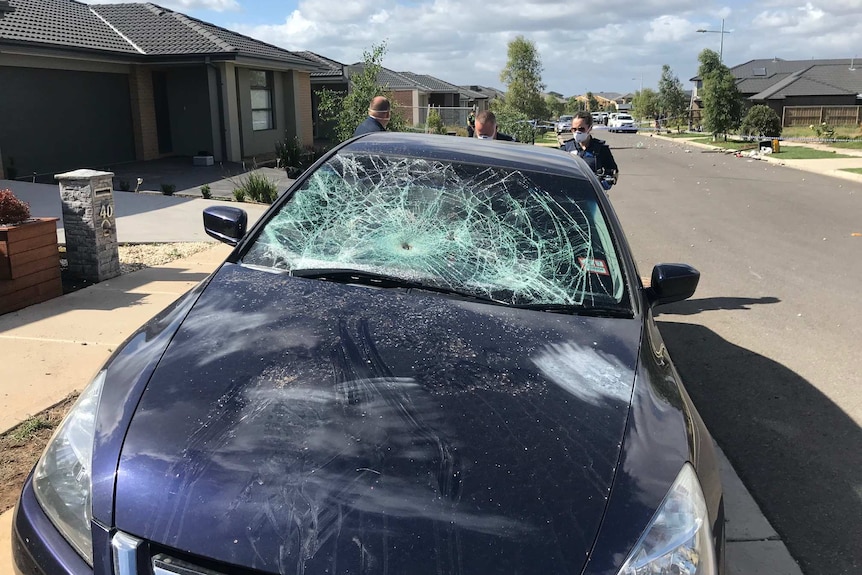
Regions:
[[59, 242, 217, 281], [115, 242, 216, 273]]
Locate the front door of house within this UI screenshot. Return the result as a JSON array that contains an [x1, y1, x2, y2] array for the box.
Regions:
[[152, 71, 172, 154]]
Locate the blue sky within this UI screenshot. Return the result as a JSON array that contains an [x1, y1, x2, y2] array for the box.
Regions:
[[88, 0, 862, 97]]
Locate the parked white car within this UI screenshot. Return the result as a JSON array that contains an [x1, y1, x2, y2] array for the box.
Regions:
[[608, 113, 638, 133], [555, 115, 573, 134]]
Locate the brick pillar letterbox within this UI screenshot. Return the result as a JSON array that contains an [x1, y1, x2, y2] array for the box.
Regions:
[[55, 169, 120, 282]]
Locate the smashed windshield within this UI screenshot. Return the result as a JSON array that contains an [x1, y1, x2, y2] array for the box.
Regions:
[[242, 152, 626, 308]]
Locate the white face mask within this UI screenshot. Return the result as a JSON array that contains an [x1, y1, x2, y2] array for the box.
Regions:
[[574, 131, 590, 144], [476, 134, 493, 140]]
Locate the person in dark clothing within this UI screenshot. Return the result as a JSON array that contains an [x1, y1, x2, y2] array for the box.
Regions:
[[473, 110, 515, 141], [560, 111, 618, 188], [353, 96, 391, 137], [466, 111, 476, 138]]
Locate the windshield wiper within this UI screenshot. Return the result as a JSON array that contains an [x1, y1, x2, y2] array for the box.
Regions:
[[516, 303, 633, 318], [289, 268, 511, 306]]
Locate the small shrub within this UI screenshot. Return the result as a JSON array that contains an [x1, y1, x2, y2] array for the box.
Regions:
[[118, 179, 130, 191], [426, 109, 446, 134], [275, 135, 303, 170], [0, 188, 31, 225], [237, 172, 277, 204], [740, 105, 782, 138], [233, 188, 247, 202], [160, 183, 177, 196], [810, 122, 835, 139], [200, 184, 212, 199]]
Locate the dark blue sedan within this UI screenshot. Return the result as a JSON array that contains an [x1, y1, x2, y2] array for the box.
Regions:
[[13, 132, 724, 575]]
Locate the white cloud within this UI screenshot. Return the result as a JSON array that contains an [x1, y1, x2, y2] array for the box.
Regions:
[[83, 0, 862, 97]]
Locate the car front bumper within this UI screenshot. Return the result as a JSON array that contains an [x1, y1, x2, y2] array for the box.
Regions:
[[12, 475, 94, 575]]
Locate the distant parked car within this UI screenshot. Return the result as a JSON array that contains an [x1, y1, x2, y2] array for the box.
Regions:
[[609, 113, 638, 133], [556, 114, 573, 134]]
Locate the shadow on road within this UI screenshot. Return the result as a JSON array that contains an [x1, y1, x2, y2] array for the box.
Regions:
[[657, 320, 862, 575], [657, 296, 781, 315]]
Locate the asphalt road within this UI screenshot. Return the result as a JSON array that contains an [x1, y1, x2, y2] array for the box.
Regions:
[[597, 130, 862, 575]]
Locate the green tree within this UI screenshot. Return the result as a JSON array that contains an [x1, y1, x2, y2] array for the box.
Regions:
[[740, 104, 782, 138], [499, 36, 547, 119], [316, 43, 406, 142], [565, 95, 583, 113], [658, 64, 689, 131], [585, 91, 598, 112], [488, 105, 535, 144], [697, 49, 743, 140], [632, 88, 660, 122], [545, 94, 565, 120]]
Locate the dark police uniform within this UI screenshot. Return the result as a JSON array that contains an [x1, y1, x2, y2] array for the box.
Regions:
[[561, 137, 618, 175], [353, 116, 386, 137]]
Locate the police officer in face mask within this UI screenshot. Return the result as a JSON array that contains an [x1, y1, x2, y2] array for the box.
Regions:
[[561, 111, 618, 187], [473, 110, 515, 141]]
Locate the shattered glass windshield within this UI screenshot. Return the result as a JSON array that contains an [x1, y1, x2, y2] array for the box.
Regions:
[[242, 152, 627, 309]]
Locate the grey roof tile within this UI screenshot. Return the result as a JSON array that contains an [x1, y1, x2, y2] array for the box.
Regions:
[[397, 71, 460, 92], [0, 0, 139, 53], [349, 64, 424, 90], [297, 50, 345, 78], [1, 0, 330, 70]]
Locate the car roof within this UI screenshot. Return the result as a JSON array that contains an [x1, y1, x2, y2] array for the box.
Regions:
[[344, 132, 592, 181]]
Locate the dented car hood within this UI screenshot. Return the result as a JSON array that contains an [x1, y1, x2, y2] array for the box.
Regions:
[[114, 263, 642, 574]]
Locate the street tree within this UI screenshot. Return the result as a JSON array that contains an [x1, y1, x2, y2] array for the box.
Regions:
[[585, 91, 598, 112], [565, 95, 584, 113], [632, 88, 660, 122], [740, 104, 782, 138], [658, 64, 689, 131], [499, 36, 546, 120], [697, 48, 743, 140], [545, 94, 565, 120], [316, 42, 405, 142]]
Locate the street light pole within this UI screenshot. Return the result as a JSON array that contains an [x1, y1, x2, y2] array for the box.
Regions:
[[696, 18, 731, 62], [632, 76, 643, 91]]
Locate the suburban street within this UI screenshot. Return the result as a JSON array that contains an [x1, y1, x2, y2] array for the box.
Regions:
[[600, 130, 862, 575]]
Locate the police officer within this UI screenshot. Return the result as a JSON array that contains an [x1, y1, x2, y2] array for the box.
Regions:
[[353, 96, 391, 137], [560, 111, 618, 188], [473, 110, 514, 141]]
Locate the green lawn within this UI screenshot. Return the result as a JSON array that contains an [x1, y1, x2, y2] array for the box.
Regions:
[[827, 140, 862, 150], [689, 137, 759, 150], [772, 147, 853, 160], [686, 138, 856, 158], [660, 132, 702, 138], [780, 126, 862, 140], [841, 168, 862, 175]]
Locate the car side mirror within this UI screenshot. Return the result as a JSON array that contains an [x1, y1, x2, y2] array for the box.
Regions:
[[645, 263, 700, 307], [203, 206, 247, 246]]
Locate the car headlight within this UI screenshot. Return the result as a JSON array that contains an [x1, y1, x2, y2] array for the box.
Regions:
[[618, 463, 717, 575], [32, 369, 106, 566]]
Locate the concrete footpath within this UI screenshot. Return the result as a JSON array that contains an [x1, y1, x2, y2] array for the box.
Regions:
[[1, 180, 804, 574]]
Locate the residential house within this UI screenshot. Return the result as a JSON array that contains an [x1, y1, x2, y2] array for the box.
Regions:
[[458, 86, 490, 113], [462, 85, 505, 107], [575, 92, 621, 111], [298, 50, 348, 140], [347, 64, 479, 127], [0, 0, 326, 180], [689, 58, 862, 128]]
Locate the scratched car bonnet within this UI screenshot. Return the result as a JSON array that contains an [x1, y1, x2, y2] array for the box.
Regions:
[[113, 265, 641, 574]]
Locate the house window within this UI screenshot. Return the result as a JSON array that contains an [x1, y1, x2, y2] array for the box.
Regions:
[[250, 70, 274, 131]]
